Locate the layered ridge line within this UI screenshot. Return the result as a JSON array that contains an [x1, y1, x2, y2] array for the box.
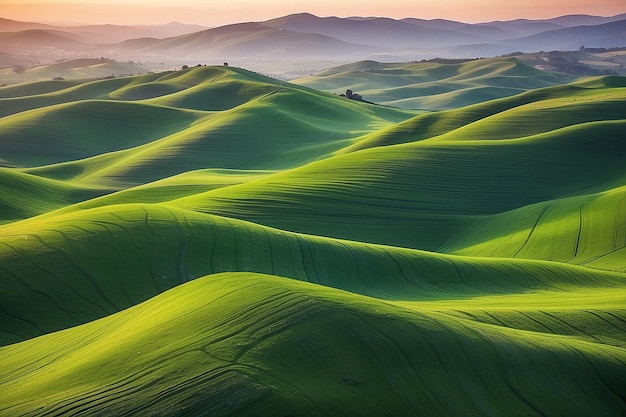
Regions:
[[1, 203, 624, 347]]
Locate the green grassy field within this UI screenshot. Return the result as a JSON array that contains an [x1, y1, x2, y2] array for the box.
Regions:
[[0, 58, 152, 87], [0, 64, 625, 416]]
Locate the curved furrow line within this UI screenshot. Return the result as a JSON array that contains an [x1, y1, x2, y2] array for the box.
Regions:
[[512, 203, 552, 259], [82, 217, 163, 293], [229, 291, 317, 339], [0, 264, 71, 330], [582, 310, 626, 337], [567, 201, 589, 263], [616, 192, 626, 250], [352, 244, 426, 300], [230, 221, 251, 273], [515, 310, 559, 334], [536, 310, 603, 343], [578, 247, 625, 267], [344, 314, 432, 417], [405, 313, 514, 416], [40, 354, 245, 416], [231, 298, 324, 364], [230, 291, 307, 339], [238, 224, 258, 272], [200, 288, 297, 357], [382, 249, 427, 291], [553, 340, 626, 409], [295, 234, 318, 285], [220, 218, 241, 272], [341, 316, 423, 401], [0, 327, 25, 343], [602, 311, 626, 329], [440, 310, 486, 324], [0, 304, 39, 341], [456, 260, 523, 294], [261, 227, 276, 276], [0, 246, 106, 318], [204, 215, 227, 272], [265, 228, 289, 278], [141, 207, 160, 238], [402, 315, 487, 416], [28, 233, 121, 311], [391, 251, 459, 295], [444, 316, 535, 414], [485, 227, 523, 258], [475, 310, 528, 331], [204, 216, 222, 274], [500, 377, 549, 417], [448, 259, 473, 291], [126, 367, 265, 416], [469, 325, 557, 417], [229, 362, 323, 416], [75, 220, 163, 297], [284, 233, 308, 282], [335, 241, 367, 290], [141, 207, 168, 287], [175, 212, 192, 283], [435, 212, 494, 254], [166, 286, 291, 346], [41, 374, 164, 417], [52, 224, 132, 287], [477, 310, 511, 328]]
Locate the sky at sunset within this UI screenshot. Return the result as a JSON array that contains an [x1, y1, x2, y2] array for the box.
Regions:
[[1, 0, 625, 26]]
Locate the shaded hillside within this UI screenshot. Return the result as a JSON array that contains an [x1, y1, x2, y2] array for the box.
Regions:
[[264, 13, 490, 48], [510, 19, 626, 51], [0, 18, 208, 43], [0, 29, 84, 49], [0, 67, 625, 417], [110, 22, 381, 60]]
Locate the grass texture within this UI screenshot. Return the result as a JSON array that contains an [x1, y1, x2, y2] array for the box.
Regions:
[[0, 64, 625, 416]]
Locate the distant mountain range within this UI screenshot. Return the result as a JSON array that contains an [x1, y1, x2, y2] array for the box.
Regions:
[[1, 12, 625, 66]]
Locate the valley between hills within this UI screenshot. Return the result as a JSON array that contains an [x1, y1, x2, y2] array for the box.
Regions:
[[0, 57, 625, 416]]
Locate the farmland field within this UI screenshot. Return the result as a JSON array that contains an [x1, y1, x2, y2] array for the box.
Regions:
[[1, 60, 625, 416]]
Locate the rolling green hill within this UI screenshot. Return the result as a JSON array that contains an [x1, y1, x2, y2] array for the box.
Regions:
[[0, 65, 625, 416], [293, 57, 578, 109], [0, 58, 152, 87], [2, 272, 624, 417]]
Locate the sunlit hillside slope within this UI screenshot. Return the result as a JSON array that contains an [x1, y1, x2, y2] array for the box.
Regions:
[[0, 65, 624, 417]]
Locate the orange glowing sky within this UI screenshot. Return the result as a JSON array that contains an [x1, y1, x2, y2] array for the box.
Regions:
[[1, 0, 625, 26]]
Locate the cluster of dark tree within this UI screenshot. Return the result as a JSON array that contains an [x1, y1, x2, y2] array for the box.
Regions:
[[340, 89, 375, 104], [181, 62, 228, 70], [548, 53, 620, 75], [579, 46, 626, 53]]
